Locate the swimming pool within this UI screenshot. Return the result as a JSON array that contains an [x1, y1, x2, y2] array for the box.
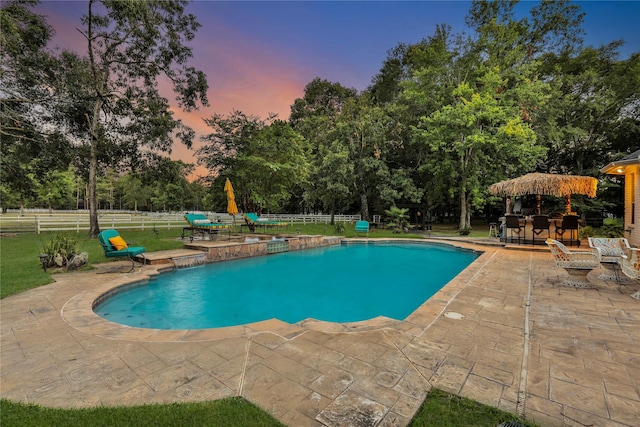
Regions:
[[94, 241, 479, 329]]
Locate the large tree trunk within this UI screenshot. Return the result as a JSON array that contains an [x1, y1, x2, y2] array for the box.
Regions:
[[88, 139, 100, 238], [360, 192, 370, 221], [356, 164, 370, 221], [86, 101, 102, 238], [458, 151, 471, 230], [459, 190, 468, 230]]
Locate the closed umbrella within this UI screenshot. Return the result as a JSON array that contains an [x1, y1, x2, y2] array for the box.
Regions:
[[224, 179, 238, 232], [489, 173, 597, 214]]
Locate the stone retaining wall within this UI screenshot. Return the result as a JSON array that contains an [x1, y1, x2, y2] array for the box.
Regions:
[[186, 235, 342, 264]]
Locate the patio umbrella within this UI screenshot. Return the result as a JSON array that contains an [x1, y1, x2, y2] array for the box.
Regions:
[[224, 178, 238, 230], [489, 172, 598, 214]]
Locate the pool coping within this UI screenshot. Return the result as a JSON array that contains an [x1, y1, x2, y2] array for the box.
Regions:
[[4, 237, 639, 426], [61, 238, 490, 343]]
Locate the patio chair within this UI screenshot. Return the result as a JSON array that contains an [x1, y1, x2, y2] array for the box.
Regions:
[[182, 213, 230, 242], [588, 237, 631, 281], [355, 220, 369, 237], [545, 238, 599, 288], [98, 229, 146, 273], [620, 248, 640, 300], [621, 247, 640, 279], [242, 213, 287, 233]]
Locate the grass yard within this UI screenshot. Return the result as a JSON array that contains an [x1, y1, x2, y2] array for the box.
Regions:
[[0, 397, 286, 427], [0, 220, 468, 299], [0, 220, 536, 426], [1, 389, 537, 427]]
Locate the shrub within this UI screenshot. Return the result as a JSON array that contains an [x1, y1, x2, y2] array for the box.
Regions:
[[459, 226, 472, 236], [334, 222, 345, 233], [601, 218, 624, 237], [385, 206, 410, 233], [41, 233, 78, 268], [579, 225, 595, 239]]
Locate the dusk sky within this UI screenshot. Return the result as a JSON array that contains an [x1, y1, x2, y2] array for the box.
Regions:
[[34, 1, 640, 178]]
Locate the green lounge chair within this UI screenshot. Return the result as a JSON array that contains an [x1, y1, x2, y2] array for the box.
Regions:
[[98, 229, 146, 272], [355, 220, 369, 237], [182, 213, 230, 242], [242, 213, 287, 233]]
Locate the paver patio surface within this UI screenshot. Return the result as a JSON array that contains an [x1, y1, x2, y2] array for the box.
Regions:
[[1, 240, 639, 426]]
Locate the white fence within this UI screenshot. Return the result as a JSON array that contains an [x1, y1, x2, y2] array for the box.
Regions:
[[0, 211, 362, 234]]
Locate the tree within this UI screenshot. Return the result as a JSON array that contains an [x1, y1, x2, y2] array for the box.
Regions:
[[197, 111, 266, 181], [185, 180, 208, 212], [306, 140, 353, 222], [241, 120, 309, 212], [402, 27, 549, 229], [399, 0, 600, 229], [198, 112, 309, 213], [33, 168, 75, 212], [338, 97, 418, 219], [538, 45, 640, 176], [415, 75, 544, 230], [290, 78, 357, 220], [466, 0, 585, 60], [1, 1, 73, 210], [53, 0, 208, 237], [116, 173, 145, 211], [1, 0, 56, 141], [371, 26, 472, 221]]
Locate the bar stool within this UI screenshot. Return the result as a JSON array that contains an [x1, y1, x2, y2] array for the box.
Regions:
[[531, 214, 550, 245], [555, 214, 580, 246], [505, 214, 525, 244], [489, 222, 499, 238]]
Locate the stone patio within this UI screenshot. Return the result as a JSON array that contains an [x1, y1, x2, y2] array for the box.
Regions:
[[1, 239, 639, 426]]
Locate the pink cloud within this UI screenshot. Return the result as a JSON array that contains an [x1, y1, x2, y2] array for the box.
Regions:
[[34, 2, 313, 182], [166, 15, 311, 180]]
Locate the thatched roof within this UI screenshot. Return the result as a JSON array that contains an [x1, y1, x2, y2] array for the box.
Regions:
[[489, 173, 598, 198]]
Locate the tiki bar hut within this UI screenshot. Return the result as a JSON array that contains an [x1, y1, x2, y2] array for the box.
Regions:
[[489, 173, 598, 215]]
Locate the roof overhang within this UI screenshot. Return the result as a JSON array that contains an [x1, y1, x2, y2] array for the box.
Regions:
[[601, 152, 640, 175]]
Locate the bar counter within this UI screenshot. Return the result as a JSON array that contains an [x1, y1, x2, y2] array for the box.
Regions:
[[500, 215, 581, 246]]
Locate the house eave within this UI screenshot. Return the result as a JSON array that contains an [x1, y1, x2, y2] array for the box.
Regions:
[[601, 157, 640, 175]]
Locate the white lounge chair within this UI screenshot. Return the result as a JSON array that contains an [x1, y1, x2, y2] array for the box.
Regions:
[[620, 247, 640, 300], [588, 237, 631, 281], [546, 238, 599, 288]]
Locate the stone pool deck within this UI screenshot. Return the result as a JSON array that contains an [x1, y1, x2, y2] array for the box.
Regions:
[[1, 238, 639, 426]]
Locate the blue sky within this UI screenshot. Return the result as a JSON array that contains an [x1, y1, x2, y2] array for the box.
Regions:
[[34, 0, 640, 175], [38, 1, 640, 114]]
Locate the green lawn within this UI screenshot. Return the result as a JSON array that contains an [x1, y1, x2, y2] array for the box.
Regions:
[[0, 222, 537, 426], [1, 389, 537, 427], [0, 221, 469, 299], [0, 397, 285, 427]]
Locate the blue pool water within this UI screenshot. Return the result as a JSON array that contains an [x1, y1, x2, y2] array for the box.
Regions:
[[94, 242, 478, 329]]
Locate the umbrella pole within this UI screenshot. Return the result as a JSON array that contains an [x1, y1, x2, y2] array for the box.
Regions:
[[536, 194, 541, 215], [565, 195, 571, 214]]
